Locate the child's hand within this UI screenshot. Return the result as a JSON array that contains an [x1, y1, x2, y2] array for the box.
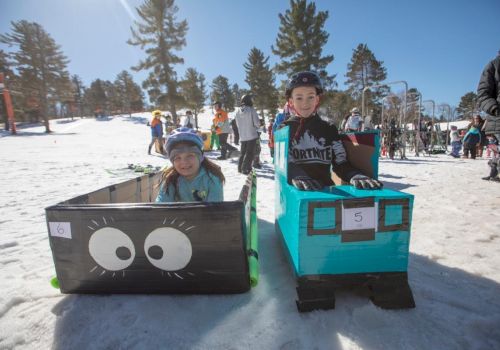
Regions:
[[350, 174, 383, 190], [291, 176, 324, 191]]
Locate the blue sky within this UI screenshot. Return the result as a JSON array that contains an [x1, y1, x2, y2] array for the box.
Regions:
[[1, 0, 499, 109]]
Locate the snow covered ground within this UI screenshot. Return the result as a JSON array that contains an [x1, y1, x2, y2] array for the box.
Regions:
[[0, 112, 499, 350]]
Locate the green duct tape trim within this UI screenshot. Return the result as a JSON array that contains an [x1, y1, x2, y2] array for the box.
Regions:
[[249, 171, 259, 287]]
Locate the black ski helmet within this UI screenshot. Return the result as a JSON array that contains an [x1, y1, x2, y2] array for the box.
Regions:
[[285, 71, 324, 99], [240, 94, 253, 107]]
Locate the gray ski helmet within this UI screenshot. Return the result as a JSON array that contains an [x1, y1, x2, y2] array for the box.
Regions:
[[166, 127, 204, 155], [285, 71, 324, 98], [240, 94, 253, 107]]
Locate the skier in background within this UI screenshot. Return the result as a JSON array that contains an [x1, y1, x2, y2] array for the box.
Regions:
[[235, 94, 260, 174], [147, 110, 164, 155], [345, 107, 362, 132], [449, 125, 462, 158], [182, 110, 196, 129], [462, 125, 481, 159]]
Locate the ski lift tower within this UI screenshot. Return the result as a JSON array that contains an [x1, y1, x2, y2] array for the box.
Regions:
[[363, 81, 408, 156]]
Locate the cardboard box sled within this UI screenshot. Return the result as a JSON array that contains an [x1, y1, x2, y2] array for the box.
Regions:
[[46, 172, 256, 294], [274, 128, 415, 312]]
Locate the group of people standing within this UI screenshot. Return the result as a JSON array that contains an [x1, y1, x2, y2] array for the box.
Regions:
[[153, 70, 382, 205], [449, 114, 495, 160], [447, 51, 500, 182], [146, 109, 193, 155], [149, 49, 500, 204]]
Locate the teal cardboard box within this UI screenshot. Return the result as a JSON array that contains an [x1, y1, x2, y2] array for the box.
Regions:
[[274, 127, 415, 311]]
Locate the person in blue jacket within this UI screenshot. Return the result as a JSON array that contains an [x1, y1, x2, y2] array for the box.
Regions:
[[462, 125, 481, 159], [147, 110, 164, 155], [156, 127, 225, 202]]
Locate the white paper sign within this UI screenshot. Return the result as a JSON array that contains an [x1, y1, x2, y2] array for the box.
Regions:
[[49, 222, 72, 239], [342, 204, 377, 231]]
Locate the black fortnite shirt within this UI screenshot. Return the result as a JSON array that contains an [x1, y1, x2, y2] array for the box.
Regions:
[[283, 113, 360, 186]]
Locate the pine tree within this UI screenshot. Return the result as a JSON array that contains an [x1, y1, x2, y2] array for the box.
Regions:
[[243, 47, 279, 118], [0, 20, 70, 132], [345, 43, 388, 116], [324, 90, 355, 126], [272, 0, 335, 88], [54, 73, 75, 119], [457, 92, 477, 119], [210, 75, 235, 112], [179, 68, 206, 118], [232, 84, 242, 107], [115, 70, 144, 116], [71, 75, 84, 118], [127, 0, 188, 125], [84, 79, 107, 116]]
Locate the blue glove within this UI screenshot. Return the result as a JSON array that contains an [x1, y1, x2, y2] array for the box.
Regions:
[[292, 176, 324, 191], [349, 174, 383, 190]]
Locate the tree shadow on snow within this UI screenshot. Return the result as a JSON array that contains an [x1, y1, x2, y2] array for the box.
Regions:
[[119, 115, 150, 125], [55, 119, 79, 125], [0, 131, 78, 137], [95, 116, 113, 122], [380, 158, 457, 165], [50, 218, 500, 349]]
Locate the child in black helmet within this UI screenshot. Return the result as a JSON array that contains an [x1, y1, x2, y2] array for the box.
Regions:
[[280, 71, 382, 190]]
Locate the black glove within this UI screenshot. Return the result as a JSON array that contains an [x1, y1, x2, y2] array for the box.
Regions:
[[349, 174, 383, 190], [292, 176, 324, 191]]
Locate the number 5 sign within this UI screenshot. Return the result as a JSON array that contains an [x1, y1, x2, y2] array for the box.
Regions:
[[341, 198, 377, 232]]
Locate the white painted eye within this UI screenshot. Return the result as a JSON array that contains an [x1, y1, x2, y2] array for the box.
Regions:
[[89, 227, 135, 271], [144, 227, 192, 271]]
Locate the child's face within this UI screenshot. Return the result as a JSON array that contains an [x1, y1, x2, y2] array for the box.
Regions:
[[288, 86, 319, 118], [172, 152, 201, 180]]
